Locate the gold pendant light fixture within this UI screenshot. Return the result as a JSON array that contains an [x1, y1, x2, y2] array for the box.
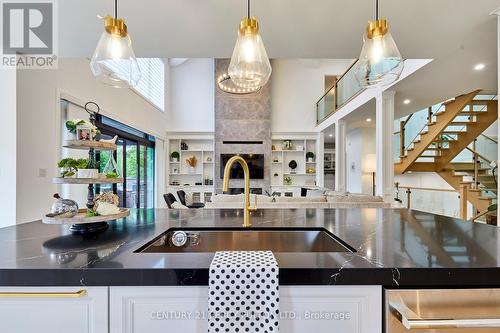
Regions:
[[355, 0, 404, 88], [90, 0, 141, 88], [228, 0, 272, 90]]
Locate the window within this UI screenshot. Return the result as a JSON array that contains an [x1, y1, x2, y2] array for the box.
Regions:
[[135, 58, 165, 111], [96, 115, 156, 208], [102, 58, 165, 111]]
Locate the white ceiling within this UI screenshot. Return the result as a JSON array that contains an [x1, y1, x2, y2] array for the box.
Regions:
[[59, 0, 500, 59], [59, 0, 499, 128]]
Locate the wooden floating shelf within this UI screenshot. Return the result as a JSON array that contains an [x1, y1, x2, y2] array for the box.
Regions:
[[42, 208, 130, 225], [53, 177, 124, 184], [64, 140, 117, 151]]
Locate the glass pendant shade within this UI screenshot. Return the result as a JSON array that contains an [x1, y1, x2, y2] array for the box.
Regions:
[[355, 20, 404, 88], [90, 17, 141, 88], [228, 17, 272, 89]]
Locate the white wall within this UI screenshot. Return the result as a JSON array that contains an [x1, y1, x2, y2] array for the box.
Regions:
[[0, 68, 17, 227], [16, 58, 168, 223], [271, 59, 353, 132], [165, 59, 354, 133], [167, 59, 215, 132], [345, 127, 376, 194]]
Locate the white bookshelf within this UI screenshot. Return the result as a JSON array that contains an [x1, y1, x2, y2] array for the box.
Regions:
[[270, 135, 322, 189], [166, 133, 215, 203]]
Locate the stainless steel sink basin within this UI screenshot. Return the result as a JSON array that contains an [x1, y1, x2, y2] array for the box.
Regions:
[[135, 228, 354, 253]]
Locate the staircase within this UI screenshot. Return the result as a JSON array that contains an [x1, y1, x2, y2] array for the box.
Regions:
[[395, 90, 498, 217]]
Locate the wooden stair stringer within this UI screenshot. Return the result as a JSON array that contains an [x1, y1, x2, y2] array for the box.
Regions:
[[395, 90, 481, 174], [436, 100, 498, 167], [437, 168, 491, 212]]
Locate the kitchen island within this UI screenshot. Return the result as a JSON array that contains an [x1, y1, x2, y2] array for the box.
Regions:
[[0, 208, 498, 287], [0, 208, 499, 333]]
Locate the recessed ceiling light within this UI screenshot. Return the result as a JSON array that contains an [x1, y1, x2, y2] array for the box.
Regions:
[[329, 134, 333, 137], [474, 63, 485, 71], [366, 118, 372, 122], [403, 99, 411, 105]]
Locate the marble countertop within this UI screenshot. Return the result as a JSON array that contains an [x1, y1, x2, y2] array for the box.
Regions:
[[0, 208, 499, 287]]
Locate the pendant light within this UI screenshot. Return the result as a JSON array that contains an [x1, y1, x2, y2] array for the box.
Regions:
[[355, 0, 404, 88], [228, 0, 272, 89], [90, 0, 141, 88]]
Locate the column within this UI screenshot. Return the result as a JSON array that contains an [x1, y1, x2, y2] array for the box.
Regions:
[[375, 91, 395, 202], [335, 120, 346, 192], [494, 8, 500, 204], [0, 67, 17, 226]]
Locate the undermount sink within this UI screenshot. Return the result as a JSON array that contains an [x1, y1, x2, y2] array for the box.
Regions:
[[135, 228, 355, 253]]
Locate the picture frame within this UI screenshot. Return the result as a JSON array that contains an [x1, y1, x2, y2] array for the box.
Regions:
[[76, 124, 93, 141]]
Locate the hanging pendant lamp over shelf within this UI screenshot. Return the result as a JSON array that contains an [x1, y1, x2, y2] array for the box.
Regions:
[[355, 0, 404, 88], [90, 0, 141, 88], [228, 0, 272, 90]]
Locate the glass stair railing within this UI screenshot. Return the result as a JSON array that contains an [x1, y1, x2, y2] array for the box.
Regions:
[[316, 60, 363, 124], [393, 102, 444, 163]]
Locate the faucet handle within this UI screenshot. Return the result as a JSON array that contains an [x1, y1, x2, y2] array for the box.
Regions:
[[249, 194, 258, 211]]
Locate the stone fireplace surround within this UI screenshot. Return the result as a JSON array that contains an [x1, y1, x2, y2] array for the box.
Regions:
[[214, 59, 272, 194]]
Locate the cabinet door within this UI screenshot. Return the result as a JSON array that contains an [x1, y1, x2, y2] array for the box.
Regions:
[[280, 286, 381, 333], [110, 286, 209, 333], [0, 287, 108, 333], [111, 286, 381, 333]]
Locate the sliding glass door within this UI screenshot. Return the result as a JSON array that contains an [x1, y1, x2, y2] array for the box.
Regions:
[[96, 117, 155, 209]]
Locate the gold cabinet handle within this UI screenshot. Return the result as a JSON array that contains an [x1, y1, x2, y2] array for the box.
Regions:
[[0, 290, 87, 298], [390, 300, 500, 329]]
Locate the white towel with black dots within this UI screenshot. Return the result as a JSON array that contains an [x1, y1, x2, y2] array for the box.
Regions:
[[208, 251, 279, 333]]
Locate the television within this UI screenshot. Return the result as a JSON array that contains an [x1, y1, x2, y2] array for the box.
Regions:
[[220, 154, 264, 179]]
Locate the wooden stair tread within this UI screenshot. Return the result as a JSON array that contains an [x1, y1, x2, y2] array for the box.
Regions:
[[479, 196, 493, 201], [442, 131, 465, 135], [459, 111, 486, 115], [450, 121, 474, 125]]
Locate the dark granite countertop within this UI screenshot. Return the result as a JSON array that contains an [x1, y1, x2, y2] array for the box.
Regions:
[[0, 208, 499, 287]]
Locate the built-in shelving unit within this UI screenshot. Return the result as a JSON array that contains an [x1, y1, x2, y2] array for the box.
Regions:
[[270, 135, 321, 189], [166, 133, 215, 203]]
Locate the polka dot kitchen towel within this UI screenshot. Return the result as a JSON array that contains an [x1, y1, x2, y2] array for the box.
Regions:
[[208, 251, 279, 333]]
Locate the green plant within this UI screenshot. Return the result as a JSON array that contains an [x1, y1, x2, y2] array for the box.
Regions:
[[170, 151, 180, 160], [58, 158, 79, 177], [306, 152, 315, 160], [488, 204, 497, 212], [65, 119, 101, 136], [65, 120, 86, 133], [284, 176, 292, 185], [106, 171, 119, 179]]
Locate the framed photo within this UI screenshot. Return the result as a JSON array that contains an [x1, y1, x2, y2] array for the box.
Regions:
[[76, 124, 93, 141]]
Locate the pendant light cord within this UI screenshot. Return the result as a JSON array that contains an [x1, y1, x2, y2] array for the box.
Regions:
[[247, 0, 250, 19], [375, 0, 379, 20], [114, 0, 118, 19]]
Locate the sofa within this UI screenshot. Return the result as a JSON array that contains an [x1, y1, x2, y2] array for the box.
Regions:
[[204, 191, 391, 209]]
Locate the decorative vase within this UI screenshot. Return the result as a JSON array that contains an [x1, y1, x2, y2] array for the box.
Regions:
[[172, 158, 179, 163], [307, 157, 313, 163]]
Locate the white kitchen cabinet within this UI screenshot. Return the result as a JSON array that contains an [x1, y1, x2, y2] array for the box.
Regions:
[[110, 285, 381, 333], [110, 286, 209, 333], [280, 286, 381, 333], [0, 286, 108, 333]]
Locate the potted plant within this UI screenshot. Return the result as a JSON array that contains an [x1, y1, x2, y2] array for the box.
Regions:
[[306, 152, 315, 162], [65, 119, 100, 140], [284, 176, 292, 185], [171, 151, 180, 162], [186, 156, 198, 173], [57, 158, 79, 178], [76, 158, 100, 179], [486, 204, 497, 226]]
